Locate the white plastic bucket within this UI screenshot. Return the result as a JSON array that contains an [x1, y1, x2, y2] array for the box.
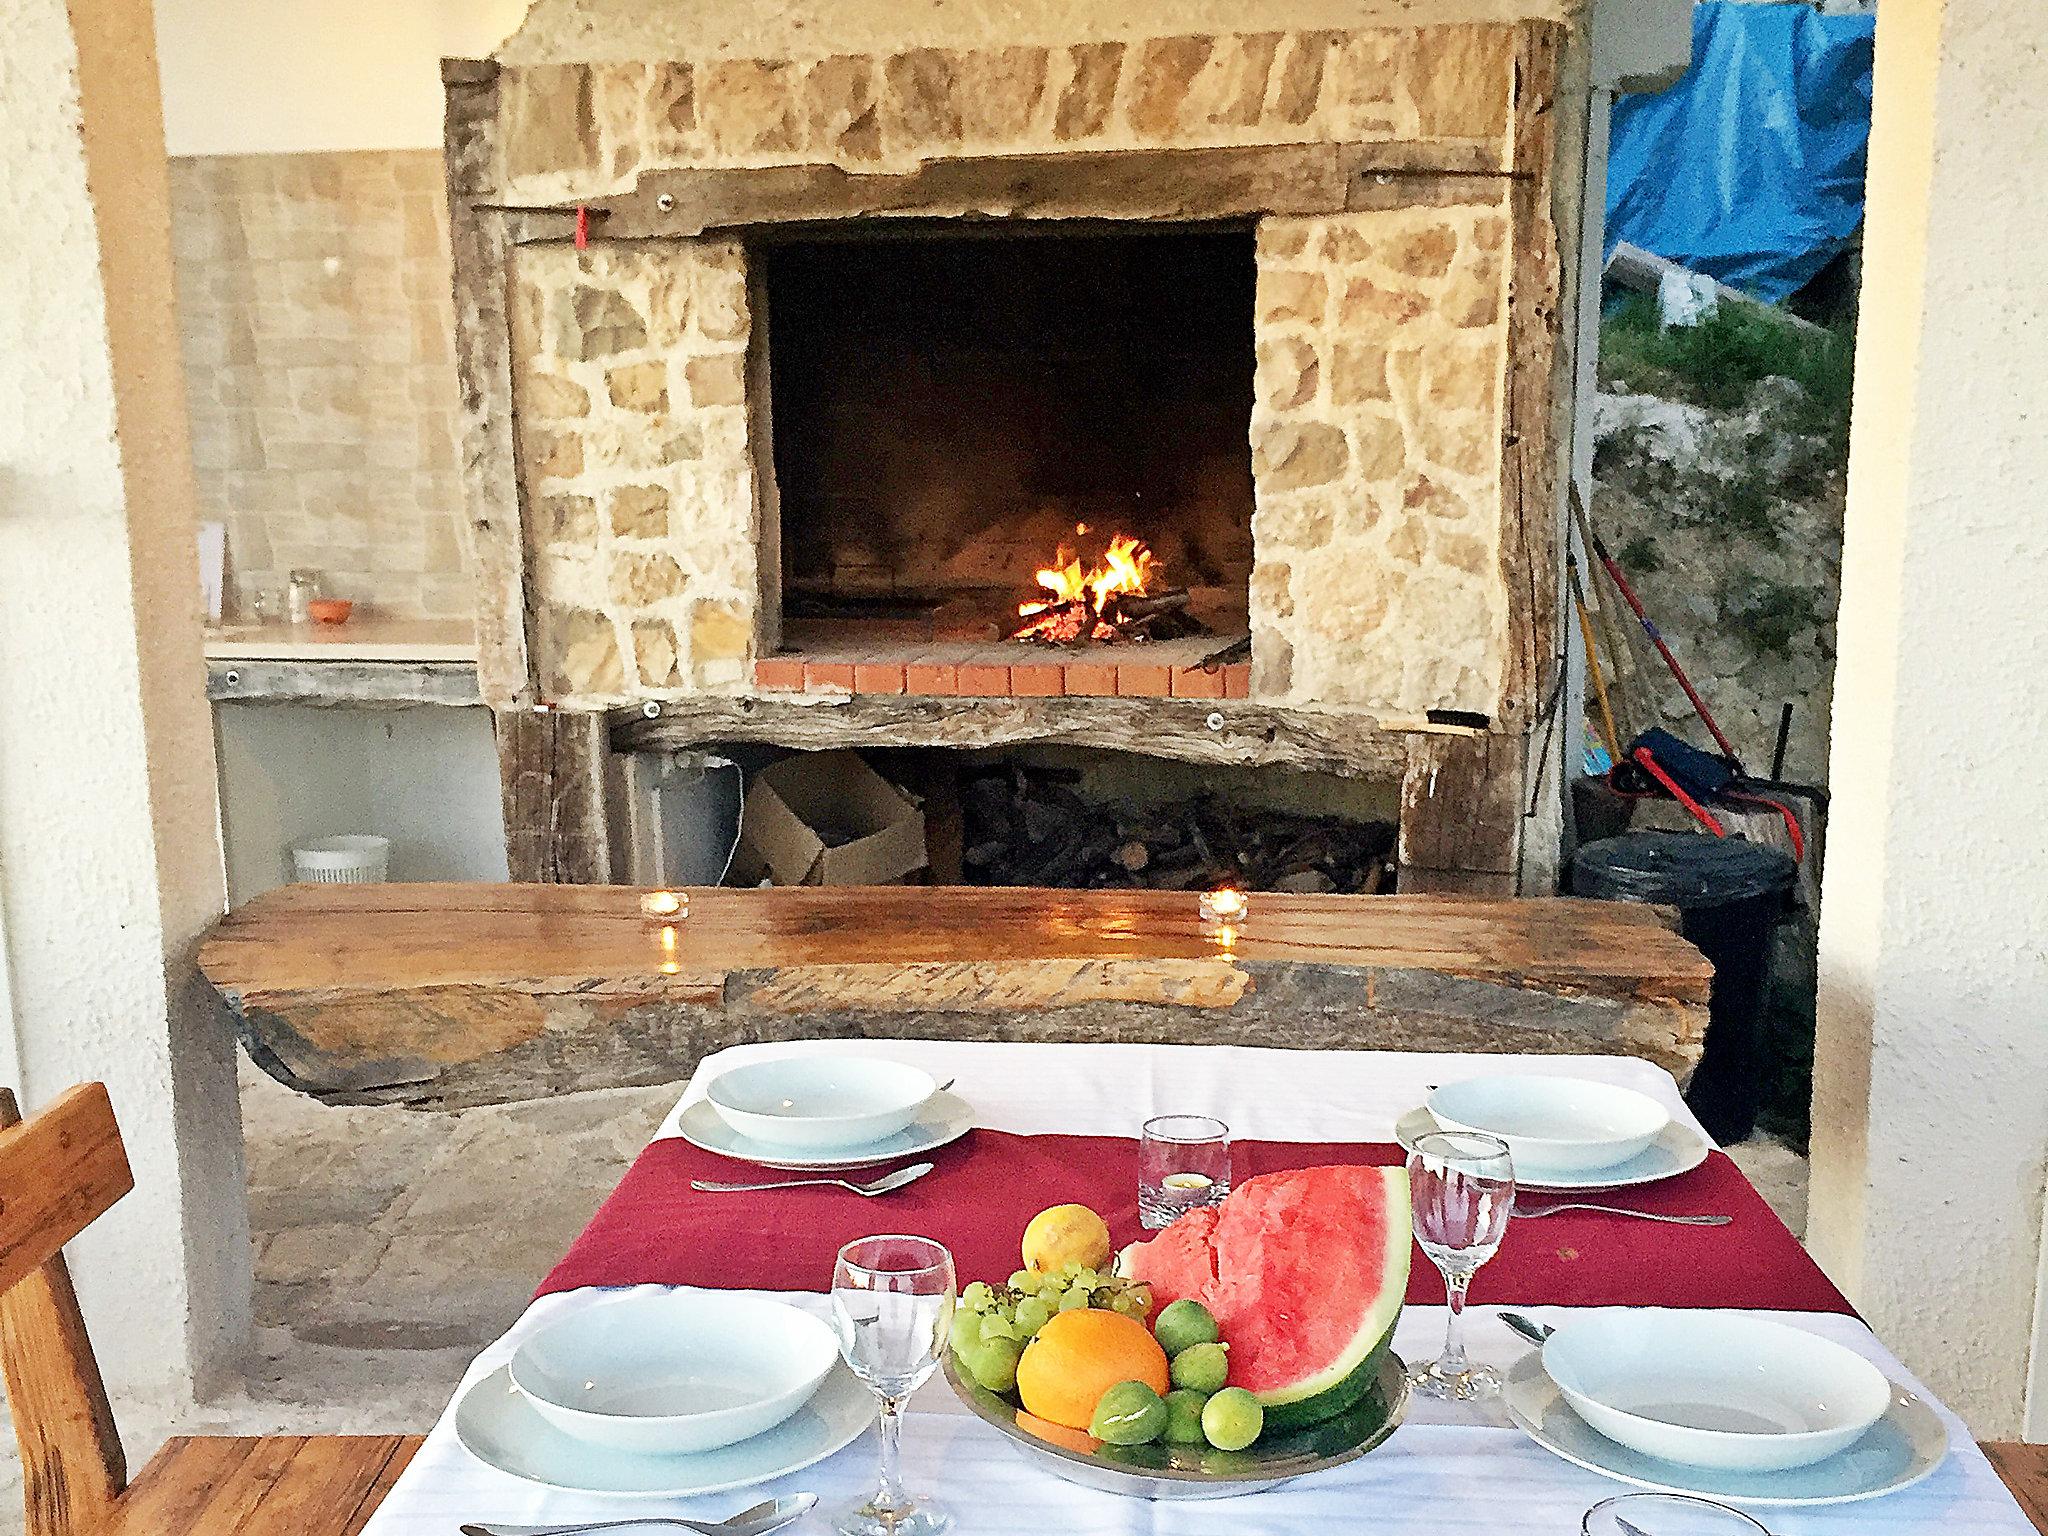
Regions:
[[292, 834, 391, 884]]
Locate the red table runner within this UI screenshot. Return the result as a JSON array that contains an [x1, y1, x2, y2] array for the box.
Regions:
[[539, 1129, 1851, 1315]]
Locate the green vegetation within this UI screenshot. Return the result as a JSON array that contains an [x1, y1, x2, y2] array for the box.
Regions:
[[1725, 580, 1824, 658], [1702, 463, 1780, 542], [1600, 295, 1855, 449], [1617, 534, 1662, 573]]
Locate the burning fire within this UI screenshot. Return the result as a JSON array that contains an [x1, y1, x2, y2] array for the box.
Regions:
[[1014, 530, 1164, 644]]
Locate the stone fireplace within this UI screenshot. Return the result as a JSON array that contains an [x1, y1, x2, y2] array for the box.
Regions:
[[444, 9, 1573, 890]]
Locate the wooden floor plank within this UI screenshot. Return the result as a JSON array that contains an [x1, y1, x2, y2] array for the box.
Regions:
[[1986, 1442, 2048, 1533]]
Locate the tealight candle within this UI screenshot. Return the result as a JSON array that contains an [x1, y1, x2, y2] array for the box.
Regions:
[[639, 889, 687, 921], [1199, 887, 1248, 924]]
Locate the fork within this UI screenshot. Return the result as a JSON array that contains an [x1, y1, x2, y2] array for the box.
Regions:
[[690, 1160, 935, 1196], [462, 1492, 817, 1536], [1515, 1200, 1729, 1226]]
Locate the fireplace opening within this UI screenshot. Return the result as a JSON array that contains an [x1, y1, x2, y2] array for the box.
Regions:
[[764, 224, 1256, 672]]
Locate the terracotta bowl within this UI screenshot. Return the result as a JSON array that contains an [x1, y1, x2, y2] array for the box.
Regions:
[[307, 598, 354, 625]]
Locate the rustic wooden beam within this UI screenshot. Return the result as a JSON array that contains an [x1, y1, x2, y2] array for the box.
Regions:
[[494, 709, 618, 884], [208, 660, 482, 708], [1497, 24, 1568, 736], [1397, 731, 1528, 895], [200, 883, 1713, 1109], [535, 142, 1512, 243], [611, 693, 1413, 780], [443, 58, 533, 709]]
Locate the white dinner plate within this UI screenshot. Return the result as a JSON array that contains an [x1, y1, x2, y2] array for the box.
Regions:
[[1395, 1105, 1710, 1191], [674, 1090, 973, 1171], [1502, 1349, 1949, 1507], [455, 1359, 871, 1497]]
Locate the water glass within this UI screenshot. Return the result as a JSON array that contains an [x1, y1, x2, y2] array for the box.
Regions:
[[1582, 1494, 1773, 1535], [1138, 1114, 1231, 1230], [830, 1235, 956, 1536], [1407, 1130, 1515, 1400]]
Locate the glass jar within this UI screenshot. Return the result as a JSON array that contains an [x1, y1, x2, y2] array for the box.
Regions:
[[286, 569, 322, 626]]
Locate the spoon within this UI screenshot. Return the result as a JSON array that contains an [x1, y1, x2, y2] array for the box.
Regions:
[[462, 1491, 817, 1536], [690, 1160, 935, 1196]]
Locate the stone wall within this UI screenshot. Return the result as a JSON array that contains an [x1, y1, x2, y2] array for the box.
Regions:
[[1249, 202, 1511, 717], [511, 240, 761, 703], [476, 21, 1540, 720], [494, 26, 1522, 196]]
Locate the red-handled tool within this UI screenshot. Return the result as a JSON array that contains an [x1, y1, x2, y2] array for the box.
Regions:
[[1593, 534, 1744, 770]]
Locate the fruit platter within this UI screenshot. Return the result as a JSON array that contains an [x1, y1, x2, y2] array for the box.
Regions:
[[942, 1165, 1412, 1499]]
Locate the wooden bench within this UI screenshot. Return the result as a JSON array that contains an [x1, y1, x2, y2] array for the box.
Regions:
[[0, 1084, 420, 1536], [200, 883, 1717, 1110]]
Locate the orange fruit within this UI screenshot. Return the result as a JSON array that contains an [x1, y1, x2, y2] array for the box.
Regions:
[[1014, 1307, 1170, 1431]]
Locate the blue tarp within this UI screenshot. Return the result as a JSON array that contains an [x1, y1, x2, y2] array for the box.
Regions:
[[1605, 2, 1876, 303]]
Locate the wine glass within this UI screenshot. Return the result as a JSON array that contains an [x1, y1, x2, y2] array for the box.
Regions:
[[1407, 1130, 1515, 1400], [830, 1235, 956, 1536], [1582, 1493, 1773, 1535]]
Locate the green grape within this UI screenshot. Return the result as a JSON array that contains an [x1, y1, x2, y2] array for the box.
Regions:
[[961, 1281, 996, 1312], [949, 1308, 982, 1354], [1057, 1285, 1092, 1312], [1007, 1269, 1037, 1292], [1014, 1296, 1054, 1335], [966, 1335, 1023, 1393], [978, 1312, 1020, 1344]]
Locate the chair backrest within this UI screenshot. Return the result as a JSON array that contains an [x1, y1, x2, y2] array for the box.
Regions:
[[0, 1085, 136, 1536]]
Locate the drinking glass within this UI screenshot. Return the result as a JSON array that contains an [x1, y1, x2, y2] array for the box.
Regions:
[[830, 1235, 956, 1536], [1407, 1130, 1515, 1400], [1138, 1114, 1232, 1230], [1582, 1494, 1773, 1535]]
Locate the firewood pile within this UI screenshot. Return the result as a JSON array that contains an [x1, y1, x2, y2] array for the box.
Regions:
[[960, 767, 1396, 892]]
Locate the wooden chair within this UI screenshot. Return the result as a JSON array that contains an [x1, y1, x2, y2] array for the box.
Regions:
[[0, 1083, 421, 1536]]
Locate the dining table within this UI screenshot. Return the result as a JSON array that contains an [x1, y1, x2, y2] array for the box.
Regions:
[[354, 1039, 2041, 1535]]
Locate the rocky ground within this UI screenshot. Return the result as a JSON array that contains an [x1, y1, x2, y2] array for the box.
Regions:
[[1587, 322, 1848, 787], [0, 1060, 1810, 1532]]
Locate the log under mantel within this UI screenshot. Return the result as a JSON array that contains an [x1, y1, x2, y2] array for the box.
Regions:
[[200, 883, 1712, 1110]]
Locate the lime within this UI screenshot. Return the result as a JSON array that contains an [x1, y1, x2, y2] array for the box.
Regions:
[[1162, 1388, 1210, 1444], [1169, 1340, 1230, 1394], [1153, 1299, 1220, 1357], [1201, 1386, 1264, 1451], [1089, 1380, 1169, 1445]]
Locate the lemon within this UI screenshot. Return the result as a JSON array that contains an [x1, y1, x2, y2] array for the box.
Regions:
[[1022, 1203, 1113, 1273]]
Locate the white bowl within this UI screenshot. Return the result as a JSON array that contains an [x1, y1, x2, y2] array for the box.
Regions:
[[510, 1291, 839, 1455], [1427, 1076, 1672, 1174], [705, 1057, 936, 1152], [1542, 1312, 1893, 1472]]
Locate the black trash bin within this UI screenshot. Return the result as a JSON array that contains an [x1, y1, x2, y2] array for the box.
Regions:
[[1571, 831, 1798, 1143]]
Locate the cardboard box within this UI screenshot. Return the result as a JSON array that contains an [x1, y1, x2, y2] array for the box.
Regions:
[[735, 751, 927, 886]]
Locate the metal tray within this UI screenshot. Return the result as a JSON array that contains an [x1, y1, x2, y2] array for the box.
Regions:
[[941, 1351, 1408, 1500]]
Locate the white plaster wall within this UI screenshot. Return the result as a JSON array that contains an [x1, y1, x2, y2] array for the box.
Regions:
[[1809, 0, 2048, 1439], [153, 0, 531, 154], [0, 0, 250, 1403], [215, 705, 510, 904]]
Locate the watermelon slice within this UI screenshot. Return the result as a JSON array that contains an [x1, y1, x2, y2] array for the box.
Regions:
[[1121, 1165, 1410, 1431]]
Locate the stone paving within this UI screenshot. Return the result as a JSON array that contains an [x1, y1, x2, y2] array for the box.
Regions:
[[0, 1056, 1811, 1534]]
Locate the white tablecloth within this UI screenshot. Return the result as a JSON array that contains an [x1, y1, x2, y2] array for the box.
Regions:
[[361, 1042, 2034, 1535]]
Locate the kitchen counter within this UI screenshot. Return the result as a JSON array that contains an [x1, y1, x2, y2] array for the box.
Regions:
[[205, 617, 477, 662], [206, 619, 482, 707]]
